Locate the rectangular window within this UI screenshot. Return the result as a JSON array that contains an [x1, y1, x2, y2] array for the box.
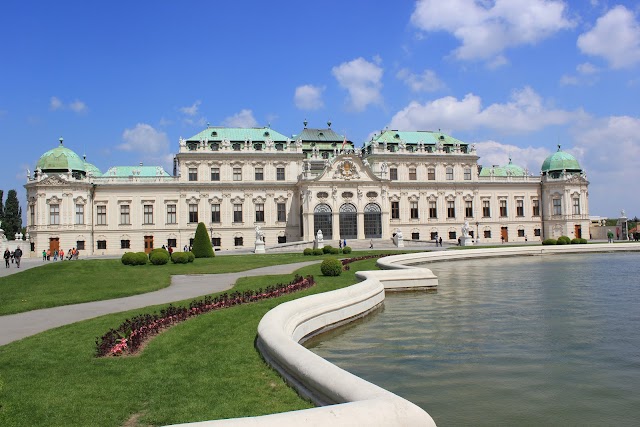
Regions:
[[167, 204, 176, 224], [532, 199, 540, 216], [389, 168, 398, 180], [410, 201, 419, 219], [516, 200, 524, 217], [553, 199, 562, 215], [412, 232, 420, 240], [430, 231, 438, 240], [211, 204, 221, 223], [446, 167, 454, 180], [277, 203, 286, 222], [484, 230, 491, 238], [97, 240, 107, 250], [97, 205, 107, 225], [234, 236, 244, 246], [277, 236, 287, 244], [276, 167, 285, 181], [447, 201, 455, 218], [144, 205, 153, 224], [120, 240, 130, 249], [188, 167, 198, 181], [427, 168, 435, 180], [50, 204, 60, 225], [465, 201, 473, 218], [76, 240, 85, 250], [233, 204, 243, 223], [189, 204, 198, 223], [255, 167, 264, 181], [464, 168, 471, 180], [518, 229, 525, 237], [391, 201, 400, 219], [499, 200, 508, 217], [534, 228, 541, 237], [233, 168, 242, 181], [211, 167, 220, 181], [212, 237, 221, 247], [167, 238, 177, 248], [409, 168, 417, 180], [449, 231, 456, 239], [255, 203, 264, 222], [120, 204, 130, 225], [428, 201, 437, 219], [75, 204, 84, 225], [573, 198, 580, 215], [482, 200, 491, 217]]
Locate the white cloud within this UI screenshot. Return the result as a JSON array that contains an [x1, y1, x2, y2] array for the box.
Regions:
[[475, 140, 550, 173], [69, 100, 87, 113], [50, 96, 63, 111], [118, 123, 169, 153], [294, 85, 325, 110], [332, 57, 383, 112], [388, 86, 578, 133], [396, 68, 444, 92], [560, 62, 600, 86], [180, 100, 201, 116], [577, 5, 640, 69], [577, 62, 599, 74], [410, 0, 574, 63], [222, 109, 258, 128]]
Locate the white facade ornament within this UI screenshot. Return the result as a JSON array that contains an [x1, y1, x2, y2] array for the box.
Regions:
[[314, 228, 324, 250]]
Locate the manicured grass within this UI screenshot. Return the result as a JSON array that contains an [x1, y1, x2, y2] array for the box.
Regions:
[[0, 258, 379, 427], [0, 251, 398, 315]]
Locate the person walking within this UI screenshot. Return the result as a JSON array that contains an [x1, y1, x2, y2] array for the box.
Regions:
[[339, 240, 342, 249], [3, 248, 10, 268], [42, 249, 46, 261], [14, 247, 23, 268], [439, 236, 443, 247], [369, 239, 373, 249], [59, 248, 64, 261]]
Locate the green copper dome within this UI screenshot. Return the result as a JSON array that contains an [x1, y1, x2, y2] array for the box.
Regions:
[[541, 145, 581, 172], [479, 157, 526, 177], [36, 138, 86, 173], [84, 161, 102, 177]]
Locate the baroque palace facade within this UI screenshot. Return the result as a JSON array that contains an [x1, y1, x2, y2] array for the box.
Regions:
[[25, 122, 590, 255]]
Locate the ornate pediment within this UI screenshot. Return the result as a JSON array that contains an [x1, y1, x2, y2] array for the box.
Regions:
[[39, 175, 67, 186], [332, 159, 361, 181]]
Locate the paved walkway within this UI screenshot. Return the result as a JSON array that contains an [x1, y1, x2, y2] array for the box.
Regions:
[[0, 260, 319, 346]]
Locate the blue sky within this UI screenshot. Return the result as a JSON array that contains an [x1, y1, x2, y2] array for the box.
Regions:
[[1, 0, 639, 219]]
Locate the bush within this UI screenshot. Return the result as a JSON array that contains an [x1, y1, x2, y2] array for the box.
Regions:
[[320, 258, 343, 276], [121, 252, 135, 265], [171, 252, 189, 264], [322, 245, 333, 254], [149, 250, 170, 265], [192, 222, 215, 258], [330, 247, 340, 254], [579, 238, 588, 244], [312, 248, 324, 256], [187, 251, 195, 262], [571, 238, 581, 244], [542, 239, 557, 245], [303, 248, 313, 256], [557, 235, 571, 245], [342, 246, 352, 254]]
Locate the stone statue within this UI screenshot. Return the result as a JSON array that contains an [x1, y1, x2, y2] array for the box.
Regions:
[[462, 221, 470, 237], [255, 225, 264, 242], [254, 225, 266, 254], [395, 228, 403, 240], [316, 229, 323, 242], [179, 137, 186, 147], [363, 158, 370, 168], [621, 209, 627, 218]]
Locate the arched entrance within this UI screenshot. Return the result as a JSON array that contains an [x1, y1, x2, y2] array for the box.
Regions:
[[339, 203, 357, 239], [364, 203, 382, 238], [314, 204, 333, 240]]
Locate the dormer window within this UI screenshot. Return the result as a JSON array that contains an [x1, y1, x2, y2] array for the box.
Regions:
[[211, 131, 218, 137], [232, 143, 241, 151], [254, 143, 262, 151], [263, 131, 270, 137]]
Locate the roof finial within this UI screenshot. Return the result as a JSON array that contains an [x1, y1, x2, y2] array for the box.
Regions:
[[327, 120, 332, 128], [557, 144, 561, 151], [59, 136, 64, 146], [207, 122, 210, 128], [303, 119, 308, 128]]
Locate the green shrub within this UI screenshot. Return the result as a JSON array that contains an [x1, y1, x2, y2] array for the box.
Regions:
[[330, 247, 340, 254], [557, 236, 571, 245], [171, 252, 189, 264], [342, 246, 352, 254], [571, 238, 581, 244], [187, 251, 195, 262], [149, 250, 170, 265], [542, 238, 557, 245], [320, 258, 343, 276], [312, 248, 324, 256], [303, 248, 313, 256], [322, 245, 333, 254], [121, 252, 135, 265], [579, 238, 588, 244], [192, 222, 215, 258]]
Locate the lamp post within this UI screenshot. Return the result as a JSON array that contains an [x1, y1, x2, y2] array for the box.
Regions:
[[209, 226, 214, 247], [476, 221, 480, 245]]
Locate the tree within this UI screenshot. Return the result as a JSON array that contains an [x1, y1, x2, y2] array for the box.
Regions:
[[192, 222, 214, 258], [0, 189, 4, 230], [3, 190, 22, 240]]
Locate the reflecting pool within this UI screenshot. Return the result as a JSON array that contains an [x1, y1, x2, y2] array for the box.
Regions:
[[306, 253, 640, 426]]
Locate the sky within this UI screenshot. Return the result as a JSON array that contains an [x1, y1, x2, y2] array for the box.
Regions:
[[1, 0, 639, 219]]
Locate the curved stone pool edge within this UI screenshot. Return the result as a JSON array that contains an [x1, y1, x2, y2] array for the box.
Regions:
[[171, 243, 640, 427]]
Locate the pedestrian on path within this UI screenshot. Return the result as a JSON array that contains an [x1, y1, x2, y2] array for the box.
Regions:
[[42, 250, 46, 261], [4, 248, 10, 268], [14, 247, 22, 268]]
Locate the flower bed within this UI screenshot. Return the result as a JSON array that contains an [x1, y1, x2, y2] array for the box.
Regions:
[[340, 253, 404, 270], [96, 274, 315, 357]]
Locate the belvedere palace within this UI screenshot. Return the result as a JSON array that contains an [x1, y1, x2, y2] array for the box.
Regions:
[[25, 122, 590, 255]]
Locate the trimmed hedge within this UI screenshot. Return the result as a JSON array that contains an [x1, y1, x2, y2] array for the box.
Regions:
[[149, 250, 170, 265], [322, 245, 333, 254], [187, 251, 195, 262], [312, 248, 324, 256], [571, 238, 588, 244], [303, 248, 313, 256], [121, 252, 148, 266], [330, 247, 340, 254], [171, 252, 190, 264], [320, 258, 343, 276], [342, 246, 352, 254], [557, 235, 571, 245], [542, 239, 557, 245], [192, 222, 215, 258]]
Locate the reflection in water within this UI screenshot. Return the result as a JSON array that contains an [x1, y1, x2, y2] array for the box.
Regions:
[[306, 253, 640, 426]]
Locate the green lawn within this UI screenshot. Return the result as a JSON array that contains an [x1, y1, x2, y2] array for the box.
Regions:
[[0, 251, 398, 315], [0, 258, 379, 427]]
